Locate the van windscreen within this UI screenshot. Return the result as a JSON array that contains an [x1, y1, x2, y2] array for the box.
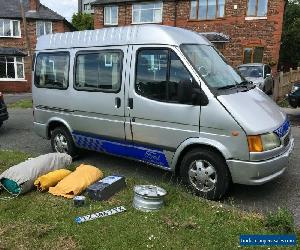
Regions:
[[181, 44, 245, 90]]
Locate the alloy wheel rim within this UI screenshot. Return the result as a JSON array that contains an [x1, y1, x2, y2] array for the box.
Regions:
[[54, 133, 68, 153], [188, 159, 217, 193]]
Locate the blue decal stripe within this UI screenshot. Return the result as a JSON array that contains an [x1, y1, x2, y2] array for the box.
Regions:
[[72, 132, 170, 169], [274, 119, 290, 138]]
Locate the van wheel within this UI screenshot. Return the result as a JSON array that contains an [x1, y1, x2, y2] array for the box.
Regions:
[[180, 148, 230, 200], [51, 126, 78, 157]]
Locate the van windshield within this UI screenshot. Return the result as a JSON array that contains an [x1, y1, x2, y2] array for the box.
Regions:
[[181, 44, 246, 90]]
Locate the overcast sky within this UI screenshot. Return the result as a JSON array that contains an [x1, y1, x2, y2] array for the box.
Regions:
[[40, 0, 77, 21]]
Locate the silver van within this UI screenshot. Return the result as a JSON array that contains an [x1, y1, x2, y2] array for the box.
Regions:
[[33, 25, 294, 200]]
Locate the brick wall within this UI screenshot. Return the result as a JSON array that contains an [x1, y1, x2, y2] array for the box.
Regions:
[[0, 19, 71, 93], [93, 0, 285, 72]]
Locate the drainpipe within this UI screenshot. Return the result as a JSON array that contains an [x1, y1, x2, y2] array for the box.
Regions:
[[174, 0, 178, 27]]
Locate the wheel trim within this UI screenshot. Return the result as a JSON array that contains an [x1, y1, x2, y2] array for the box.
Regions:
[[53, 133, 69, 153], [188, 159, 217, 193]]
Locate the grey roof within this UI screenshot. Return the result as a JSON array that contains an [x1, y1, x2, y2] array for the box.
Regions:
[[0, 0, 64, 20], [36, 24, 210, 51], [199, 32, 230, 43], [0, 47, 27, 56]]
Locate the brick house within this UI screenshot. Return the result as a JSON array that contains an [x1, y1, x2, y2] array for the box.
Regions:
[[92, 0, 286, 72], [0, 0, 75, 93]]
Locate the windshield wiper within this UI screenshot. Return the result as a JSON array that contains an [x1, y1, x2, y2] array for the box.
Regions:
[[217, 84, 237, 90]]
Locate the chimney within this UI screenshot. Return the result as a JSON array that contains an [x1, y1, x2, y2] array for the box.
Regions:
[[29, 0, 39, 12]]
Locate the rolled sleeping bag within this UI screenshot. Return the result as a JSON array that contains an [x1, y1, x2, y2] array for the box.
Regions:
[[0, 153, 72, 195], [49, 164, 103, 199], [34, 169, 72, 192]]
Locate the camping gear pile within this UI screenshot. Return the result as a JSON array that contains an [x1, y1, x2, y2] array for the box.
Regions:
[[0, 153, 168, 223]]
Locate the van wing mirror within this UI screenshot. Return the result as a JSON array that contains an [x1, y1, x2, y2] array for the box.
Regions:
[[178, 80, 209, 106]]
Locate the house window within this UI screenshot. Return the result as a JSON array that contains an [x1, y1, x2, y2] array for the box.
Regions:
[[247, 0, 268, 17], [190, 0, 225, 20], [243, 47, 264, 63], [0, 56, 24, 80], [104, 6, 118, 26], [0, 19, 20, 38], [83, 4, 91, 11], [36, 21, 52, 37], [132, 2, 163, 24]]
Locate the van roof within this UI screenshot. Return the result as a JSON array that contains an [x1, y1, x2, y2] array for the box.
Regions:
[[35, 24, 211, 51]]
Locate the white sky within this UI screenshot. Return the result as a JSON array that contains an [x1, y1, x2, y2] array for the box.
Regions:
[[40, 0, 77, 21]]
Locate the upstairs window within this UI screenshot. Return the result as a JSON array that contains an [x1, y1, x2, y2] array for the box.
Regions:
[[84, 4, 91, 11], [243, 46, 264, 63], [190, 0, 225, 20], [36, 21, 52, 37], [104, 6, 119, 26], [0, 19, 20, 38], [247, 0, 268, 17], [0, 56, 24, 80], [132, 2, 163, 24]]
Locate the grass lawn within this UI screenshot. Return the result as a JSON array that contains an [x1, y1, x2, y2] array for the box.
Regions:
[[0, 150, 298, 249], [8, 99, 33, 109]]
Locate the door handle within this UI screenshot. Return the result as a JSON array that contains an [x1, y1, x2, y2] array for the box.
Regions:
[[128, 98, 133, 109], [115, 97, 121, 108]]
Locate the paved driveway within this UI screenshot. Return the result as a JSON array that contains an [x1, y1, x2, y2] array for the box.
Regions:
[[0, 107, 300, 227]]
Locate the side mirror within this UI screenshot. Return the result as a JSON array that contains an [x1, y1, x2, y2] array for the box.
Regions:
[[265, 73, 271, 78], [178, 80, 209, 106]]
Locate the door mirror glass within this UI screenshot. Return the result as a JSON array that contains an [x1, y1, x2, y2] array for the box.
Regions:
[[265, 73, 271, 78]]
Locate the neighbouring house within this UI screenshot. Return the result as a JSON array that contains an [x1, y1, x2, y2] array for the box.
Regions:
[[78, 0, 95, 14], [92, 0, 286, 72], [0, 0, 75, 93]]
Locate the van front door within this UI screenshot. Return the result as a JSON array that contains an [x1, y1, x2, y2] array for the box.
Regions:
[[125, 46, 201, 169]]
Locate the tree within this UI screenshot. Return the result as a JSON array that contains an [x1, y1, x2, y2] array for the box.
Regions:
[[279, 0, 300, 70], [71, 13, 94, 31]]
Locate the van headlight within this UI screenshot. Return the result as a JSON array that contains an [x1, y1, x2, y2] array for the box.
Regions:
[[292, 85, 300, 93], [248, 133, 281, 152]]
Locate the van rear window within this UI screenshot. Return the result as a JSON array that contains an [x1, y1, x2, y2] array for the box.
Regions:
[[35, 52, 69, 89], [74, 51, 122, 92]]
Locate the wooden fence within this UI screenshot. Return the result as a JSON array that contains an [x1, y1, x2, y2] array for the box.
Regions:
[[273, 67, 300, 101]]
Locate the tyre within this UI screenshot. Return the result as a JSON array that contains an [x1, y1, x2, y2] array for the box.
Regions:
[[50, 126, 78, 157], [180, 148, 231, 200], [0, 122, 2, 128]]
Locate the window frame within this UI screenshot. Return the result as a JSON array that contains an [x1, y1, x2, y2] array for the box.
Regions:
[[243, 46, 264, 64], [36, 21, 53, 37], [104, 6, 119, 26], [73, 49, 124, 93], [246, 0, 268, 17], [134, 47, 198, 104], [132, 1, 163, 24], [0, 56, 25, 81], [0, 19, 21, 38], [189, 0, 226, 21], [34, 51, 70, 90]]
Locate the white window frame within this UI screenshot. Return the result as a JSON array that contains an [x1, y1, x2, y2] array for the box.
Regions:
[[104, 6, 119, 26], [36, 21, 52, 37], [0, 19, 21, 38], [0, 56, 25, 81], [132, 2, 163, 24]]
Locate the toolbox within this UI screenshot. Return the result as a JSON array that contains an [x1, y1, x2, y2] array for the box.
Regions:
[[87, 175, 126, 201]]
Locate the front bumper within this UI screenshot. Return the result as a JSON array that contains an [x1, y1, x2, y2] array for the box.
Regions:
[[227, 138, 294, 185]]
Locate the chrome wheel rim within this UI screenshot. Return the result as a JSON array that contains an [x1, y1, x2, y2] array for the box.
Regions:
[[188, 160, 217, 193], [53, 133, 68, 153]]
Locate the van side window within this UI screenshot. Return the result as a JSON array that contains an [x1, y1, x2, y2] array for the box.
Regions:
[[135, 49, 196, 104], [75, 51, 122, 92], [135, 49, 168, 101], [35, 52, 69, 89]]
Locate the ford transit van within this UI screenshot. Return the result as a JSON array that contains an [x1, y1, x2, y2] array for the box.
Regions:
[[33, 25, 294, 200]]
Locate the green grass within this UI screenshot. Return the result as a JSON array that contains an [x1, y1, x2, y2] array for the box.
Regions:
[[0, 150, 299, 249], [8, 99, 33, 109]]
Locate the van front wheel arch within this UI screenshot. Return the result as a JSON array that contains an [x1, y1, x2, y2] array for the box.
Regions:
[[50, 126, 78, 158], [180, 147, 230, 200]]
